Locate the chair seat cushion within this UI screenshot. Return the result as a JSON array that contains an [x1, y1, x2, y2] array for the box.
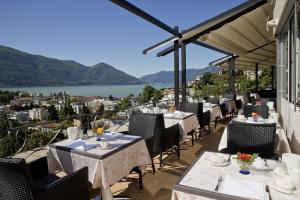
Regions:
[[35, 173, 60, 190]]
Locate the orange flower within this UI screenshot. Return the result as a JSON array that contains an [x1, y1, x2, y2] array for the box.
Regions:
[[96, 127, 104, 135]]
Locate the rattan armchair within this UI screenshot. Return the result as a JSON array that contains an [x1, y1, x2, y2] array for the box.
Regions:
[[124, 112, 180, 172], [243, 105, 269, 119], [227, 121, 277, 158], [179, 102, 211, 145], [0, 157, 89, 200]]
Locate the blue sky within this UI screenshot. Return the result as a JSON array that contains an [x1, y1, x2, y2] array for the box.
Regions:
[[0, 0, 246, 77]]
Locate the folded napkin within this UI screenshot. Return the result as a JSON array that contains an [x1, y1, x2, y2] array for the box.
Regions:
[[220, 175, 265, 200], [68, 139, 97, 151]]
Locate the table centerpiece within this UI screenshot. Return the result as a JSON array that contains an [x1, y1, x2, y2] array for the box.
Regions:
[[235, 152, 258, 175]]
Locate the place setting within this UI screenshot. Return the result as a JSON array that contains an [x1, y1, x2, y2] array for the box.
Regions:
[[205, 153, 231, 167]]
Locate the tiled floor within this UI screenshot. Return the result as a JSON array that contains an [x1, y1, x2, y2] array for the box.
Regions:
[[16, 119, 228, 200]]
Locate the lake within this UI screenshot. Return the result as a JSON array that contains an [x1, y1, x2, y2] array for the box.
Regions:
[[0, 83, 172, 97]]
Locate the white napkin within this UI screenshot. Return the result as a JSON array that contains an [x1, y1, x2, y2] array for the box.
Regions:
[[220, 175, 265, 200], [68, 139, 97, 151], [252, 158, 269, 170]]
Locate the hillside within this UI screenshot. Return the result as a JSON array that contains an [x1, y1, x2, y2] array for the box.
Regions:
[[139, 66, 220, 84], [0, 45, 143, 87]]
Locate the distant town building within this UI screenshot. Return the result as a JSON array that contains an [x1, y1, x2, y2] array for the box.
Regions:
[[71, 103, 84, 114], [28, 108, 49, 121], [8, 111, 29, 122], [54, 103, 64, 112], [34, 122, 60, 133], [10, 97, 33, 107]]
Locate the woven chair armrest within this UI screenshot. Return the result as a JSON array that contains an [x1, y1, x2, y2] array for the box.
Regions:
[[37, 167, 89, 200], [163, 124, 179, 149], [28, 157, 49, 181], [203, 111, 211, 123]]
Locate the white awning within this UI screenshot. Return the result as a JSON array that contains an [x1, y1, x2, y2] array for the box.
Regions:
[[197, 2, 275, 70]]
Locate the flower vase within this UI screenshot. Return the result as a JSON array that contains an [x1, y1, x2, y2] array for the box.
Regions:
[[96, 135, 102, 141], [238, 161, 251, 175]]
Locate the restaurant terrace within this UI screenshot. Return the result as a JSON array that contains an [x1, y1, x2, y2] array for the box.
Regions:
[[1, 0, 300, 200]]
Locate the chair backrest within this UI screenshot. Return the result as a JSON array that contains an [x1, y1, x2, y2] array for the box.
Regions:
[[243, 105, 269, 119], [206, 97, 220, 105], [224, 93, 236, 100], [0, 158, 36, 200], [235, 99, 243, 110], [227, 121, 276, 158], [179, 102, 203, 115], [128, 113, 164, 155]]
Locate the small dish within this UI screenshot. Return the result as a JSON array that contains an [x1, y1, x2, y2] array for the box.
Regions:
[[206, 154, 229, 166], [97, 143, 113, 150]]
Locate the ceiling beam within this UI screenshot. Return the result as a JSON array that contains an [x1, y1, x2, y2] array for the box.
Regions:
[[110, 0, 182, 39]]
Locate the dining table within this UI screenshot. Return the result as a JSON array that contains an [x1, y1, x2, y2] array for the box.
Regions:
[[218, 117, 291, 155], [47, 133, 151, 200], [203, 103, 223, 122], [163, 111, 200, 140], [172, 151, 300, 200], [220, 98, 237, 113]]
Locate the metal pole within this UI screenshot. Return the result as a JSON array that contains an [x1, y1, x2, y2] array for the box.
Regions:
[[294, 2, 298, 111], [228, 57, 235, 93], [271, 65, 275, 90], [255, 63, 259, 91], [174, 26, 180, 108], [181, 42, 187, 102]]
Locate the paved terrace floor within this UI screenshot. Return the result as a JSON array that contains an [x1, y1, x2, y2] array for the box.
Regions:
[[15, 119, 229, 200]]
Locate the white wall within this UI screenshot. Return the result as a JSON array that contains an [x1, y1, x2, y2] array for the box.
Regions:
[[280, 97, 300, 154]]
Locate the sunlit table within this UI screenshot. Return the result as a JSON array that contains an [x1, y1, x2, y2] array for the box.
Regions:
[[172, 151, 300, 200], [220, 99, 237, 113], [164, 111, 200, 140], [47, 134, 151, 200]]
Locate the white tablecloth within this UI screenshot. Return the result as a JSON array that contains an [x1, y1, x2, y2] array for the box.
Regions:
[[203, 104, 223, 122], [47, 135, 151, 200], [220, 99, 237, 113], [172, 152, 300, 200], [164, 112, 200, 140], [218, 121, 291, 155]]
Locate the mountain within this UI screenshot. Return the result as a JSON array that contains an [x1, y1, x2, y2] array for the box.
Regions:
[[139, 66, 220, 84], [0, 45, 143, 87]]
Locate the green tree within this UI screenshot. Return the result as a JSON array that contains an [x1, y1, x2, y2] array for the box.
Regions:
[[259, 69, 272, 89], [108, 94, 113, 101], [48, 105, 59, 120], [119, 97, 131, 111], [141, 85, 158, 103]]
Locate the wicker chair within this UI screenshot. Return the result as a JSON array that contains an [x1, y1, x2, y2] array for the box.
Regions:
[[179, 102, 211, 145], [206, 97, 220, 105], [0, 157, 89, 200], [224, 93, 236, 100], [124, 112, 180, 171], [235, 99, 243, 111], [227, 121, 277, 158], [243, 105, 269, 119]]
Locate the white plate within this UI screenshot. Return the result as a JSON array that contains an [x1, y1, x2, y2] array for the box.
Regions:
[[206, 158, 230, 166], [270, 183, 300, 194], [97, 144, 113, 150]]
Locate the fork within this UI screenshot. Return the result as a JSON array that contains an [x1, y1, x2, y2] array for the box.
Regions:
[[263, 159, 269, 168], [265, 185, 272, 200], [214, 176, 223, 191]]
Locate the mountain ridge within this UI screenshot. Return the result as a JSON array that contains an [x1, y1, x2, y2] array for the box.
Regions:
[[139, 66, 220, 84], [0, 45, 143, 87]]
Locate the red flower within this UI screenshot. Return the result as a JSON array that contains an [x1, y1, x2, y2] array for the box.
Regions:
[[238, 153, 252, 161]]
